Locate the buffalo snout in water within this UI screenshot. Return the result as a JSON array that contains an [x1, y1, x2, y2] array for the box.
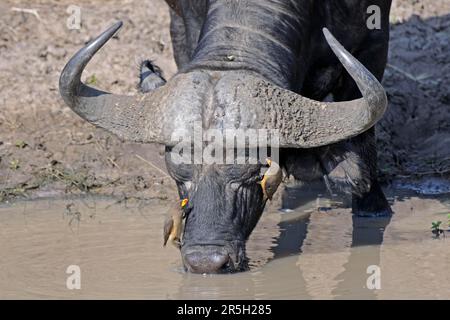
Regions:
[[172, 163, 264, 274], [182, 245, 242, 273]]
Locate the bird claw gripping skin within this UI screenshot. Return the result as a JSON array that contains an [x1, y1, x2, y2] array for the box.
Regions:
[[163, 198, 189, 248]]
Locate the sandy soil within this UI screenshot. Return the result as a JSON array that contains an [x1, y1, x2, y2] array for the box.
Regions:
[[379, 0, 450, 181], [0, 0, 449, 202]]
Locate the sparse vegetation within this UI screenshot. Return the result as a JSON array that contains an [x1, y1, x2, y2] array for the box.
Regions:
[[9, 159, 20, 170], [431, 221, 445, 238], [0, 187, 25, 203], [14, 140, 27, 149], [38, 164, 101, 193], [0, 183, 39, 202], [86, 74, 98, 86]]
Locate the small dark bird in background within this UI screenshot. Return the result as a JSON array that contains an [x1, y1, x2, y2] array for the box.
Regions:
[[163, 198, 188, 248], [259, 158, 283, 201]]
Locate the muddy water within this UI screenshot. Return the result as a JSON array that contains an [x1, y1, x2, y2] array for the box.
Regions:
[[1, 184, 450, 299]]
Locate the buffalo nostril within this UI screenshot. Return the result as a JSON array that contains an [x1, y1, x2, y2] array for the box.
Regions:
[[183, 250, 231, 274]]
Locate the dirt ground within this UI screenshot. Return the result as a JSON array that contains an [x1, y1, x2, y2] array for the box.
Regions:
[[0, 0, 449, 202]]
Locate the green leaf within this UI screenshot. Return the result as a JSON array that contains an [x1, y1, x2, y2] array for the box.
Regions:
[[431, 221, 442, 229]]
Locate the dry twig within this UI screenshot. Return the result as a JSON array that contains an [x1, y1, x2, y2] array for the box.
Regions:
[[11, 7, 43, 22]]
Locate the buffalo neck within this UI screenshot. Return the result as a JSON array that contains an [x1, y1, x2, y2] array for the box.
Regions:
[[187, 0, 312, 89]]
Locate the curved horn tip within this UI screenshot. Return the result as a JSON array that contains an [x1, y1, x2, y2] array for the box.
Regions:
[[94, 21, 124, 44], [322, 27, 332, 39], [108, 21, 123, 34], [322, 27, 348, 59], [322, 27, 340, 46], [88, 21, 124, 48], [59, 20, 126, 110]]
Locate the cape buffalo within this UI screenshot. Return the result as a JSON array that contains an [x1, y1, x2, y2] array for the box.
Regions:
[[60, 0, 392, 273]]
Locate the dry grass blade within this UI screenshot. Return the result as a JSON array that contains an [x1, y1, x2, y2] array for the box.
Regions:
[[11, 7, 43, 22]]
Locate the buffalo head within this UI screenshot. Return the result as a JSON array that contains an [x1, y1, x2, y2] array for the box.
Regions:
[[59, 20, 387, 273]]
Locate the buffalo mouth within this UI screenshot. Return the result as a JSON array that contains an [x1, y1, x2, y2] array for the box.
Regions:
[[181, 242, 248, 274]]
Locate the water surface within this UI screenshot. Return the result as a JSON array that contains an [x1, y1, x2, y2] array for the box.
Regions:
[[1, 183, 449, 299]]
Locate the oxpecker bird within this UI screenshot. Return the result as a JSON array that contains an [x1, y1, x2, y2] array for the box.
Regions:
[[163, 198, 188, 248], [260, 158, 283, 201]]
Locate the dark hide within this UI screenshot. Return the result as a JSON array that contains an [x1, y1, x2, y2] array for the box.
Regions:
[[143, 0, 393, 272]]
